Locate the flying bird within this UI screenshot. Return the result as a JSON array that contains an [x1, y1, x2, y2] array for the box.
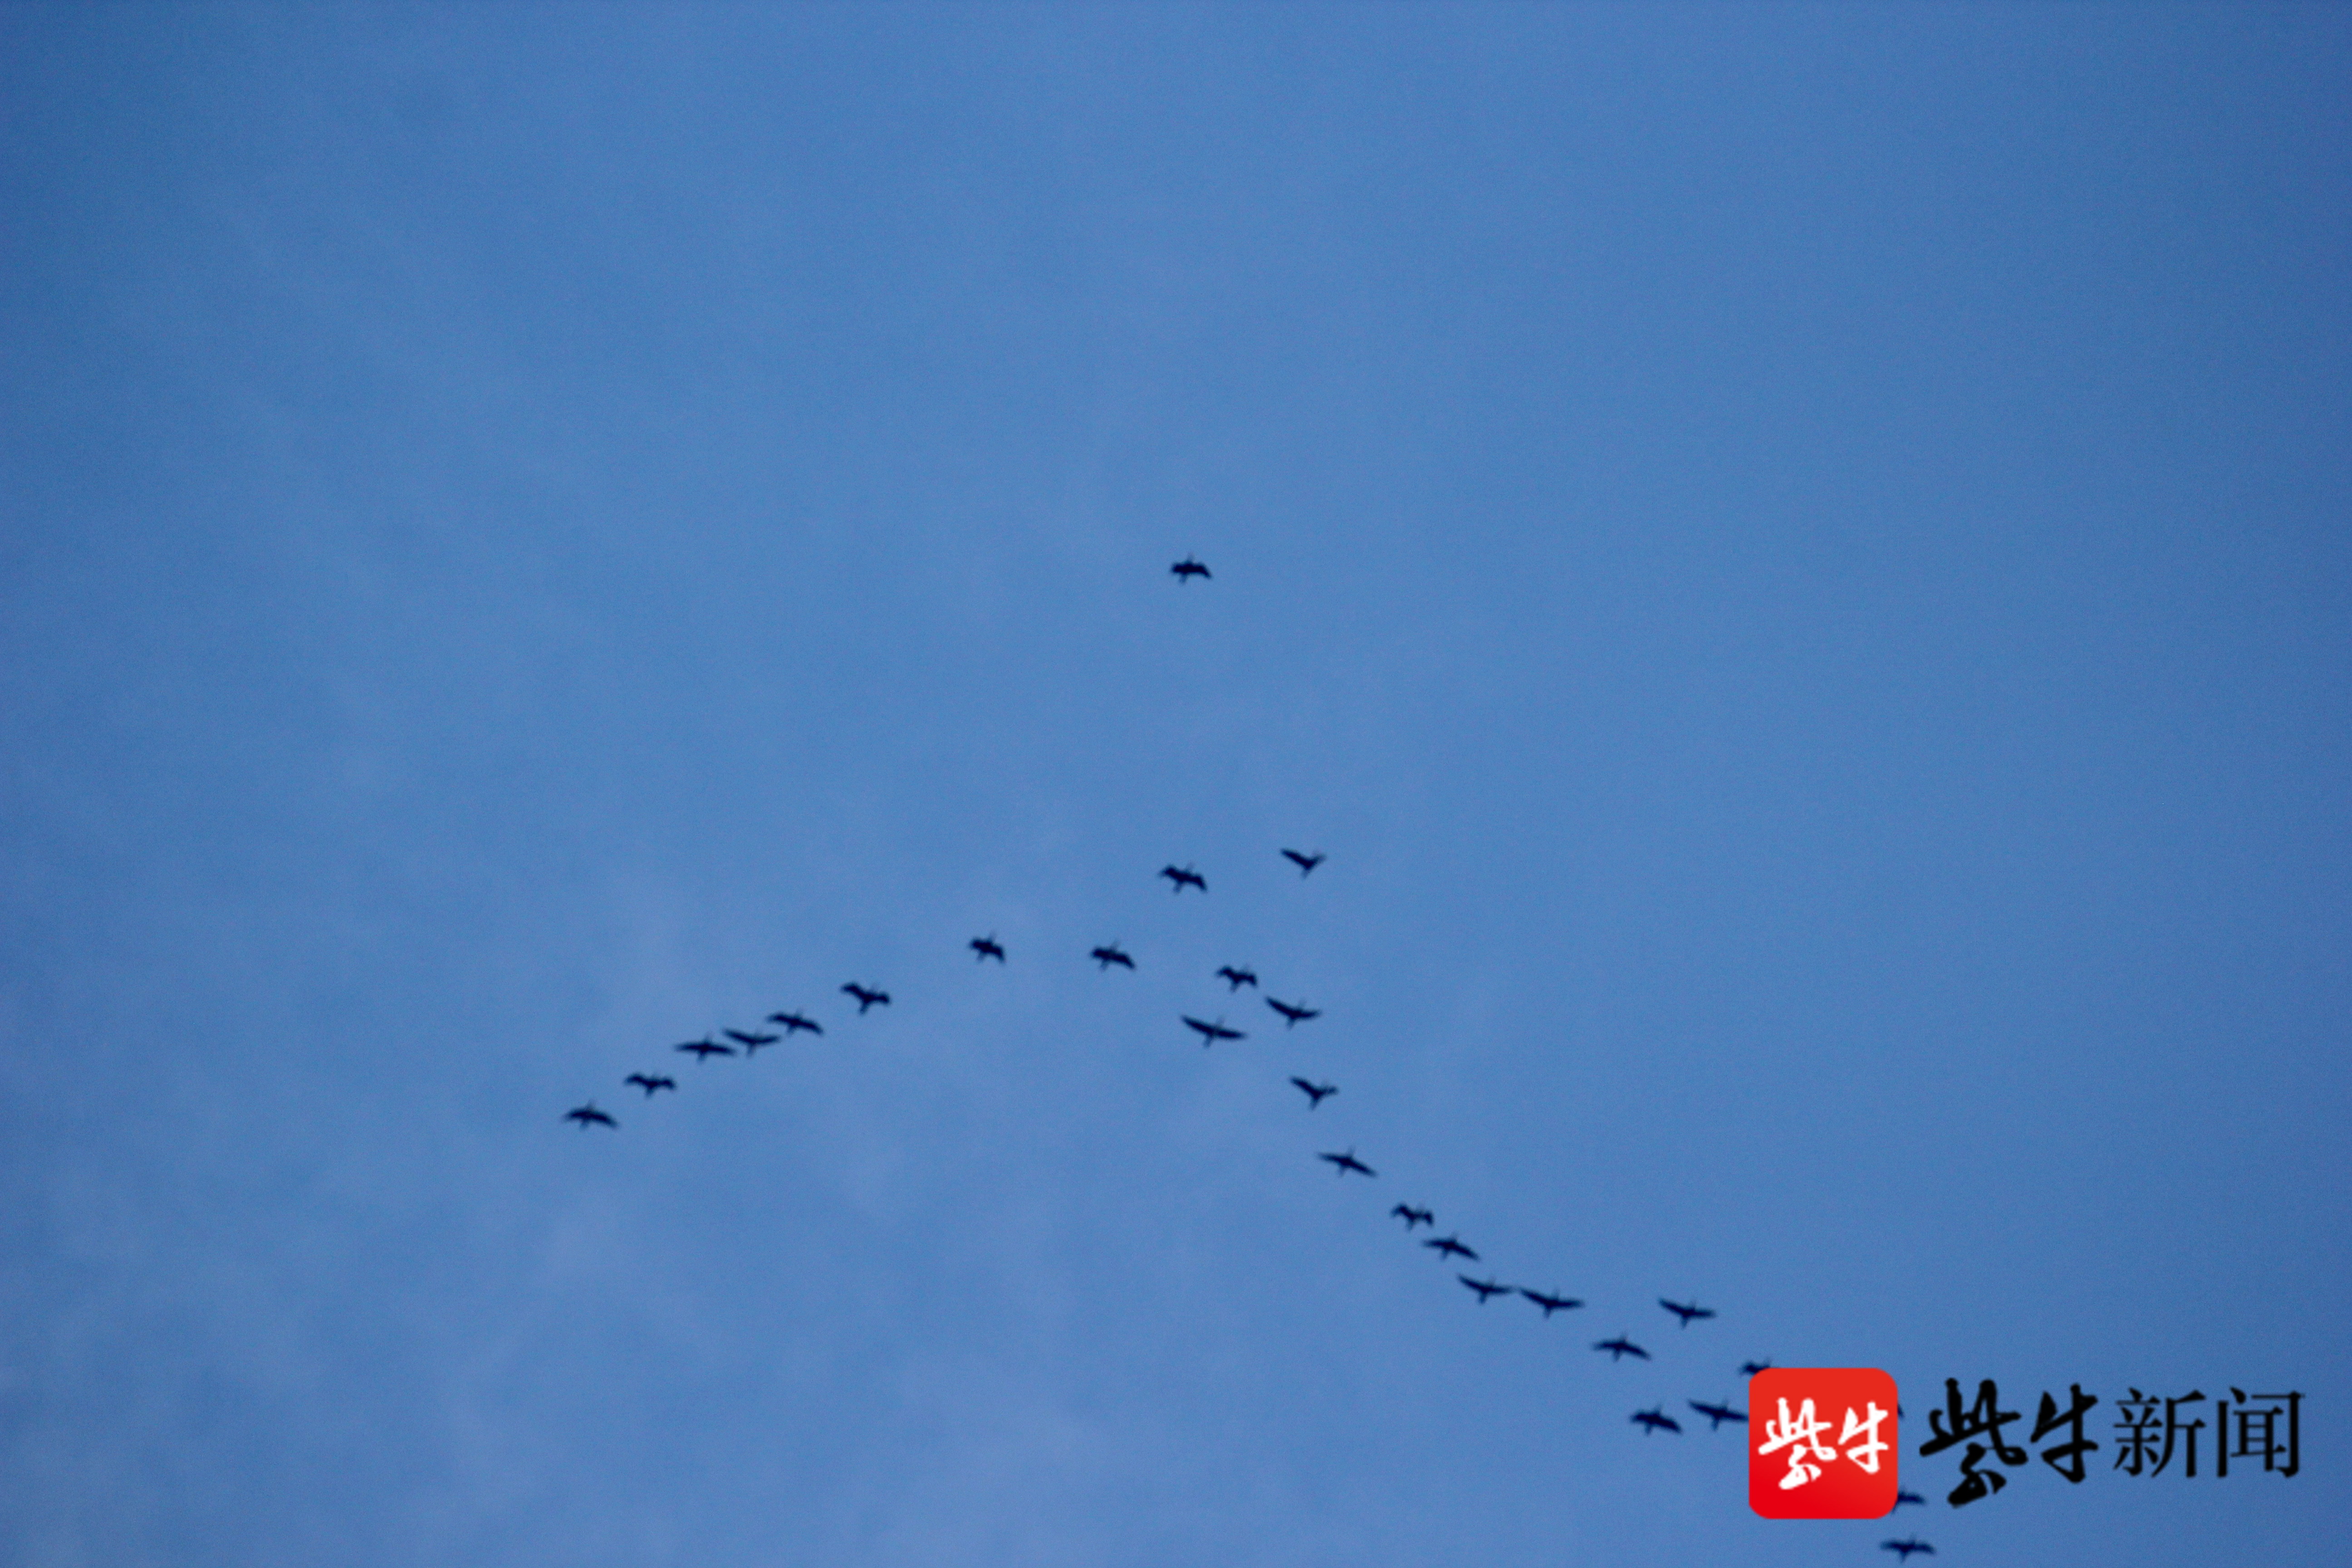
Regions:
[[1631, 1407, 1683, 1435], [1740, 1361, 1774, 1377], [842, 983, 891, 1013], [1318, 1148, 1375, 1178], [970, 934, 1006, 963], [1423, 1235, 1478, 1262], [1594, 1337, 1651, 1362], [1215, 965, 1259, 990], [1170, 556, 1211, 583], [1892, 1491, 1926, 1511], [1390, 1204, 1434, 1230], [1520, 1289, 1584, 1317], [1881, 1543, 1936, 1562], [1289, 1077, 1338, 1107], [1159, 864, 1206, 894], [1281, 848, 1325, 877], [767, 1011, 823, 1036], [1091, 943, 1136, 971], [564, 1103, 617, 1128], [623, 1073, 676, 1097], [725, 1029, 779, 1053], [675, 1038, 735, 1060], [1661, 1298, 1716, 1328], [1266, 996, 1320, 1027], [1183, 1015, 1245, 1045], [1688, 1400, 1746, 1431], [1459, 1275, 1512, 1303]]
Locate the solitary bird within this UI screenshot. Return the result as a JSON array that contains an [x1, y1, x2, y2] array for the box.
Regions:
[[1881, 1543, 1936, 1562], [1688, 1400, 1746, 1431], [1281, 848, 1325, 877], [1318, 1148, 1375, 1178], [565, 1103, 618, 1128], [1289, 1077, 1338, 1107], [1661, 1298, 1716, 1328], [1183, 1015, 1245, 1045], [1215, 965, 1259, 990], [725, 1029, 779, 1053], [970, 934, 1006, 963], [1091, 943, 1136, 971], [1459, 1275, 1512, 1303], [1171, 556, 1211, 583], [1266, 996, 1320, 1027], [1423, 1235, 1478, 1262], [1520, 1289, 1584, 1318], [1631, 1407, 1683, 1436], [1594, 1337, 1651, 1362], [768, 1011, 824, 1036], [624, 1073, 676, 1097], [1391, 1204, 1434, 1230], [676, 1038, 735, 1060], [842, 983, 892, 1013], [1159, 864, 1206, 894]]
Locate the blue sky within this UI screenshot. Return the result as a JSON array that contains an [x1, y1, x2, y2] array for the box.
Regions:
[[2, 5, 2345, 1564]]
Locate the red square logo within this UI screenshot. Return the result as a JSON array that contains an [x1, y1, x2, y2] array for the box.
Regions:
[[1748, 1367, 1901, 1519]]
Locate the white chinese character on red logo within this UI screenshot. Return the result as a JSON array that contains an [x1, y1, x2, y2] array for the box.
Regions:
[[1758, 1396, 1839, 1489], [1840, 1401, 1890, 1474]]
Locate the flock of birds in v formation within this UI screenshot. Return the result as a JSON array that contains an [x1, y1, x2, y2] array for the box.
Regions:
[[559, 554, 1936, 1559]]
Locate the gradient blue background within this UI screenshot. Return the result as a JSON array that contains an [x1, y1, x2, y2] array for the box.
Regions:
[[3, 6, 2343, 1563]]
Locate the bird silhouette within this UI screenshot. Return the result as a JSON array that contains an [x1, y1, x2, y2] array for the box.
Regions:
[[1289, 1077, 1338, 1107]]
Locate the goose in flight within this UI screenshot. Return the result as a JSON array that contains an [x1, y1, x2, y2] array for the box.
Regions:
[[767, 1011, 823, 1036], [970, 934, 1006, 963], [1391, 1204, 1434, 1230], [1091, 943, 1136, 971], [623, 1073, 676, 1097], [1687, 1400, 1746, 1431], [1661, 1298, 1715, 1328], [1318, 1148, 1375, 1178], [565, 1103, 618, 1128], [675, 1038, 735, 1060], [1631, 1407, 1683, 1435], [1266, 996, 1320, 1027], [1881, 1543, 1936, 1562], [1281, 848, 1325, 877], [842, 983, 892, 1013], [1459, 1275, 1512, 1303], [1170, 556, 1211, 583], [1594, 1337, 1651, 1362], [1183, 1015, 1245, 1045], [1215, 965, 1258, 990], [1289, 1077, 1337, 1107], [1423, 1235, 1478, 1262], [1159, 864, 1206, 894], [725, 1029, 779, 1053], [1520, 1289, 1583, 1317]]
